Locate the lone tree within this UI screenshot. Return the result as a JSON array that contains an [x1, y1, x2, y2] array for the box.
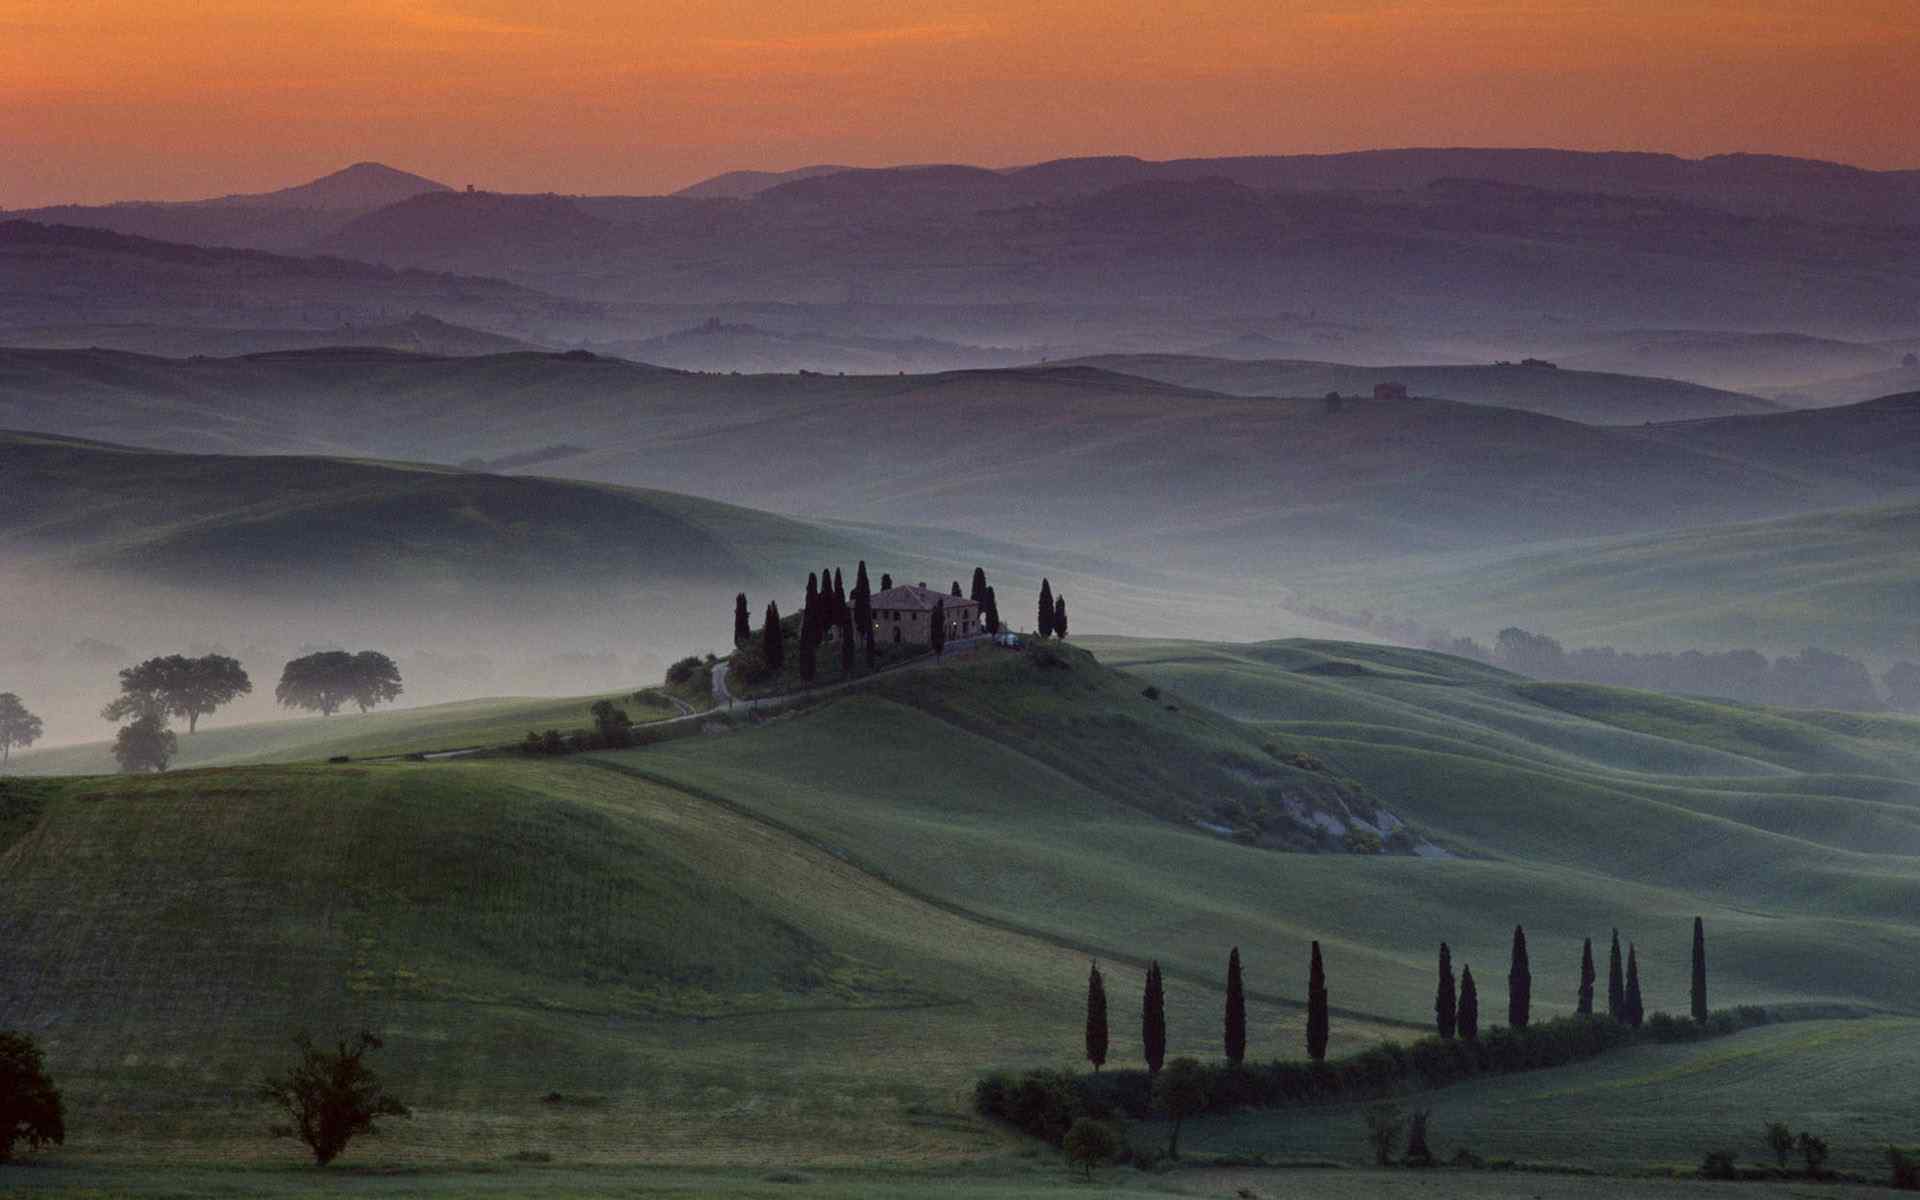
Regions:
[[1363, 1100, 1405, 1166], [260, 1030, 410, 1166], [1405, 1108, 1435, 1168], [1141, 960, 1167, 1076], [1224, 947, 1247, 1065], [931, 597, 946, 656], [1765, 1122, 1795, 1169], [1607, 928, 1625, 1020], [1458, 965, 1480, 1042], [733, 593, 750, 644], [589, 699, 632, 747], [1155, 1057, 1210, 1160], [1061, 1118, 1119, 1179], [103, 653, 252, 733], [1691, 916, 1708, 1024], [1508, 924, 1531, 1029], [1054, 593, 1068, 639], [1085, 961, 1108, 1071], [1577, 937, 1596, 1015], [1038, 578, 1055, 638], [0, 693, 45, 765], [1624, 943, 1645, 1028], [1306, 941, 1329, 1062], [762, 602, 784, 671], [0, 1031, 65, 1164], [275, 651, 401, 717], [112, 713, 177, 773], [1435, 942, 1457, 1040]]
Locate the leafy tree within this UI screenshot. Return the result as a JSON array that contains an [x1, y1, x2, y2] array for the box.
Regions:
[[1623, 943, 1644, 1028], [1038, 579, 1055, 638], [970, 567, 988, 605], [1607, 928, 1625, 1020], [1142, 960, 1166, 1076], [103, 654, 252, 733], [1085, 961, 1108, 1071], [112, 713, 177, 773], [1362, 1100, 1404, 1166], [275, 651, 401, 717], [1577, 937, 1596, 1016], [1306, 940, 1329, 1062], [983, 585, 1000, 635], [1435, 942, 1457, 1039], [1457, 965, 1479, 1042], [260, 1030, 410, 1166], [0, 693, 44, 766], [589, 699, 632, 747], [762, 602, 784, 671], [1765, 1122, 1795, 1169], [1797, 1131, 1830, 1178], [931, 598, 947, 656], [0, 1031, 65, 1163], [1224, 947, 1247, 1065], [1508, 924, 1531, 1029], [1062, 1118, 1119, 1179], [1691, 916, 1708, 1024], [733, 593, 750, 644], [1155, 1057, 1210, 1159], [1054, 594, 1068, 639]]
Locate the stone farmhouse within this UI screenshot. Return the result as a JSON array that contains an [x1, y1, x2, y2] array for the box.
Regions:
[[871, 583, 981, 646]]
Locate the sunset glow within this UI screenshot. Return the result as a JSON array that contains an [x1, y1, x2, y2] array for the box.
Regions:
[[5, 0, 1919, 206]]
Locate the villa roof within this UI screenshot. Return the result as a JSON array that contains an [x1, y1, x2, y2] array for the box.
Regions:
[[872, 583, 976, 611]]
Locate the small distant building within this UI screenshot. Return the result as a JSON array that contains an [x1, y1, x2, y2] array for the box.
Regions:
[[870, 583, 981, 646], [1373, 381, 1409, 402]]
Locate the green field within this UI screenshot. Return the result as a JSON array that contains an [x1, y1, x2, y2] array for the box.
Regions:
[[5, 636, 1919, 1191]]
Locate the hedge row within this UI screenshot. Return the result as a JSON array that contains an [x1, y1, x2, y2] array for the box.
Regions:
[[976, 1007, 1771, 1144]]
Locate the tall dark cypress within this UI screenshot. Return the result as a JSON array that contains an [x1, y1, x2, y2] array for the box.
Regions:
[[1038, 578, 1055, 637], [733, 593, 750, 644], [1054, 594, 1068, 639], [1624, 944, 1644, 1028], [1458, 965, 1480, 1042], [833, 568, 846, 624], [950, 580, 962, 597], [1142, 961, 1166, 1076], [1607, 928, 1625, 1020], [1691, 916, 1708, 1024], [1224, 947, 1247, 1066], [1306, 941, 1329, 1062], [970, 567, 988, 605], [1435, 942, 1457, 1040], [840, 616, 855, 675], [801, 573, 820, 649], [1085, 961, 1109, 1072], [798, 637, 816, 682], [983, 585, 1000, 634], [853, 562, 874, 659], [1577, 937, 1596, 1016], [762, 601, 783, 670], [1508, 925, 1531, 1029], [931, 598, 947, 655], [881, 572, 893, 591]]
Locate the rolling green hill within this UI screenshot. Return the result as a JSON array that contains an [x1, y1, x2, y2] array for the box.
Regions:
[[1063, 354, 1779, 425], [7, 637, 1920, 1182]]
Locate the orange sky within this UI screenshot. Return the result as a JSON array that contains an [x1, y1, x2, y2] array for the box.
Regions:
[[3, 0, 1918, 207]]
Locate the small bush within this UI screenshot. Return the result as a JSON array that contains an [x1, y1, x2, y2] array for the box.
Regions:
[[1343, 829, 1383, 854], [1141, 685, 1161, 701], [1889, 1146, 1920, 1190], [1403, 1108, 1434, 1167], [1797, 1131, 1830, 1178], [1362, 1100, 1404, 1166], [1765, 1122, 1794, 1168], [1700, 1150, 1737, 1180], [1062, 1119, 1121, 1178], [666, 656, 702, 684]]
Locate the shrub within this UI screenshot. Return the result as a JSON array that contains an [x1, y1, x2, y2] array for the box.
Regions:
[[1797, 1131, 1830, 1178], [1765, 1122, 1794, 1168], [1404, 1108, 1435, 1167], [1700, 1150, 1738, 1180], [0, 1031, 65, 1164], [666, 656, 702, 684], [1141, 685, 1161, 701], [1889, 1146, 1920, 1190], [1062, 1118, 1121, 1178], [1363, 1100, 1404, 1166], [1343, 829, 1383, 854]]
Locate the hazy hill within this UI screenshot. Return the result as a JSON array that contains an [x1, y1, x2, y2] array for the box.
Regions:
[[1774, 362, 1920, 408], [1643, 390, 1920, 488], [1061, 353, 1779, 425], [594, 320, 1031, 374], [0, 313, 541, 359], [1548, 329, 1903, 396], [672, 164, 852, 199]]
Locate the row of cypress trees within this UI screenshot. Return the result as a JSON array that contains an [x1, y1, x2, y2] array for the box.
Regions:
[[737, 562, 1025, 678], [1037, 578, 1068, 638], [1083, 919, 1710, 1071]]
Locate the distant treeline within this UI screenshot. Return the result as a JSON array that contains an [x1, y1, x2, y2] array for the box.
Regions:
[[1287, 602, 1920, 713]]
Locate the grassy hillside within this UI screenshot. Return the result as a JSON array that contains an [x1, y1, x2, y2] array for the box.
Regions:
[[1064, 354, 1778, 424]]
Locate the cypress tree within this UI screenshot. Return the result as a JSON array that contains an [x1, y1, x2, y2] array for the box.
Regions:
[[840, 616, 855, 675], [1624, 944, 1644, 1028], [951, 580, 962, 597], [762, 602, 783, 671], [1458, 965, 1480, 1042], [1435, 942, 1457, 1040], [983, 585, 1000, 634], [1691, 916, 1708, 1024], [971, 567, 988, 605], [1224, 947, 1247, 1066], [931, 598, 946, 656], [833, 568, 846, 624], [853, 562, 874, 660], [1054, 594, 1068, 639], [1508, 925, 1531, 1029], [1039, 579, 1055, 637], [1577, 937, 1596, 1016], [798, 637, 816, 682], [1306, 941, 1329, 1062], [1085, 961, 1108, 1071], [733, 593, 750, 645], [881, 572, 893, 591], [801, 573, 820, 649], [1142, 961, 1166, 1076], [1607, 928, 1625, 1020]]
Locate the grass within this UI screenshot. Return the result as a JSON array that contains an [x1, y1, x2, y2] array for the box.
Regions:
[[8, 689, 683, 775]]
